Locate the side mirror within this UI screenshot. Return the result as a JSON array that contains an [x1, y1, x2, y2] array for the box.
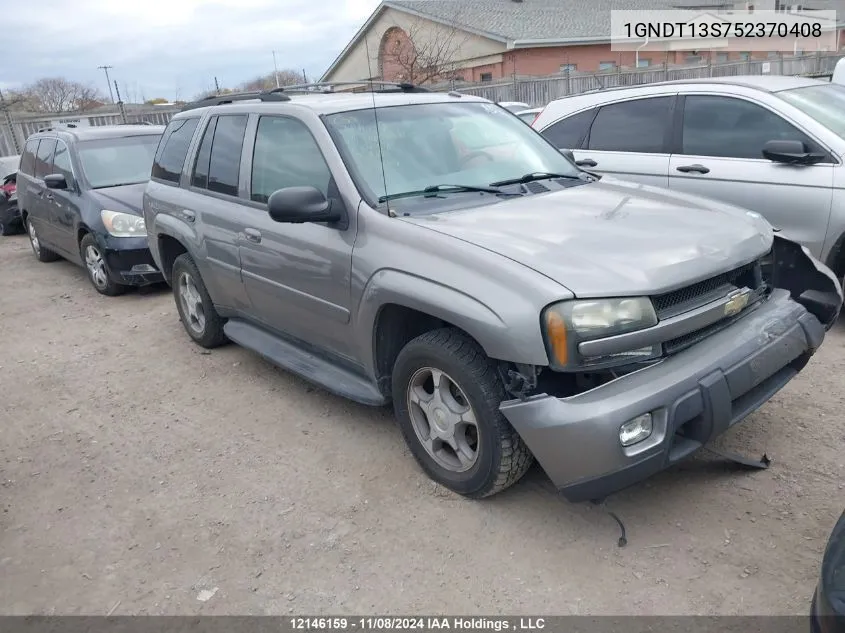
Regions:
[[559, 148, 575, 162], [43, 173, 68, 190], [762, 140, 826, 165], [267, 186, 342, 224]]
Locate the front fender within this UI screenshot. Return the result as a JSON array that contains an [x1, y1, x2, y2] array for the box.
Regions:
[[355, 269, 551, 377], [771, 234, 843, 331]]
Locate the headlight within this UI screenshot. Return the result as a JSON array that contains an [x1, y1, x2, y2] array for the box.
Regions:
[[101, 210, 146, 237], [542, 297, 658, 369]]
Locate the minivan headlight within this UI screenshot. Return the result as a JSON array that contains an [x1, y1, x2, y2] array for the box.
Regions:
[[101, 210, 146, 237], [542, 297, 658, 369]]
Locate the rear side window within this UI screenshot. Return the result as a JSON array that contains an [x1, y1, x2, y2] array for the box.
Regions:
[[191, 117, 217, 189], [20, 139, 38, 175], [541, 108, 596, 149], [152, 117, 200, 183], [207, 115, 248, 196], [34, 139, 57, 179], [587, 97, 672, 153]]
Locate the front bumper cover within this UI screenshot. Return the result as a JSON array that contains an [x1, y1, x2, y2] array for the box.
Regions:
[[99, 235, 163, 286], [500, 288, 824, 502]]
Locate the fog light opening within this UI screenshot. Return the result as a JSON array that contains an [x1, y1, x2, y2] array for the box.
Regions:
[[619, 413, 653, 447]]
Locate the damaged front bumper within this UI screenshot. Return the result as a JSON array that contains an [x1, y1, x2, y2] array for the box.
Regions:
[[500, 238, 842, 502]]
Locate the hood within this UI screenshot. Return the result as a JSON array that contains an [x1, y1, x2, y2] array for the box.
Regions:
[[89, 182, 146, 215], [401, 178, 773, 298]]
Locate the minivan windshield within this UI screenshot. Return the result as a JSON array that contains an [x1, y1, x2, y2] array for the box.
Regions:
[[778, 83, 845, 140], [324, 101, 581, 205], [77, 134, 161, 189]]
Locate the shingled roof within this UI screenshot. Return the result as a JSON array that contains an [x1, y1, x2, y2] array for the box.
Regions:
[[322, 0, 842, 79]]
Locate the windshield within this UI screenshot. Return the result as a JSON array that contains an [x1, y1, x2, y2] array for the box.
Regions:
[[324, 101, 580, 204], [778, 83, 845, 140], [77, 134, 161, 189]]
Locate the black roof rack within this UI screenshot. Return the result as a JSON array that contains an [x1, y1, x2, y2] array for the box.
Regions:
[[179, 88, 291, 112], [279, 80, 430, 94]]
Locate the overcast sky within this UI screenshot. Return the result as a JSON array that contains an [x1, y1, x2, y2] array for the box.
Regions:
[[5, 0, 381, 101]]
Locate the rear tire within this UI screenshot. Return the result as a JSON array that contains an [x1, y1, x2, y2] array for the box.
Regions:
[[25, 217, 60, 262], [391, 328, 534, 498], [172, 253, 228, 348], [80, 234, 126, 296]]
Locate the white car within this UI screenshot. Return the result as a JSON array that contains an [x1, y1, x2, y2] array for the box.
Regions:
[[497, 101, 530, 113], [530, 75, 845, 279], [514, 107, 543, 125]]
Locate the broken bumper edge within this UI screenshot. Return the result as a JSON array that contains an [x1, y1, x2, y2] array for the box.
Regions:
[[500, 289, 825, 503]]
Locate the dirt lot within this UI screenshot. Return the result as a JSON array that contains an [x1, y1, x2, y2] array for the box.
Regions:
[[1, 232, 844, 616]]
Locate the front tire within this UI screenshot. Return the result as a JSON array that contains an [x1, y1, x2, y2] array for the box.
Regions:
[[80, 234, 126, 296], [392, 328, 534, 498], [172, 253, 228, 348], [25, 217, 60, 262]]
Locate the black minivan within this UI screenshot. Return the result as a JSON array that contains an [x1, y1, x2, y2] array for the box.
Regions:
[[17, 124, 165, 295]]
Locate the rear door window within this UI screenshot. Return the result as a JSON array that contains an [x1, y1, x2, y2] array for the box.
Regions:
[[34, 139, 57, 179], [586, 97, 672, 153], [151, 117, 200, 183], [20, 139, 39, 176], [206, 115, 248, 197], [541, 108, 597, 149]]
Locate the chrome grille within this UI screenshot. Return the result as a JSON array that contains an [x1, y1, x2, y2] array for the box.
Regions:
[[652, 260, 761, 320]]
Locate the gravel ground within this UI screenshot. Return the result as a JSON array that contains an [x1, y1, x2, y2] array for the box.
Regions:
[[1, 232, 844, 616]]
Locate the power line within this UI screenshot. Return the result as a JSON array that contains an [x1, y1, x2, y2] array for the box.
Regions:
[[98, 65, 115, 103]]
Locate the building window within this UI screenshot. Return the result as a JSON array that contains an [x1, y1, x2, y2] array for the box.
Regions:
[[560, 63, 577, 72], [715, 52, 729, 63], [767, 51, 780, 59], [599, 61, 616, 71], [685, 55, 703, 64], [480, 72, 493, 82], [636, 58, 650, 67], [739, 51, 751, 61]]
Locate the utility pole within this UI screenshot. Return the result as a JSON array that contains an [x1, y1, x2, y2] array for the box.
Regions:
[[98, 65, 115, 103], [302, 68, 308, 83], [272, 51, 281, 88], [114, 81, 127, 124], [0, 89, 20, 154], [214, 76, 220, 93]]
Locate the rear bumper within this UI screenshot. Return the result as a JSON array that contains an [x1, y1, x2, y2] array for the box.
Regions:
[[500, 289, 824, 502], [101, 236, 163, 286]]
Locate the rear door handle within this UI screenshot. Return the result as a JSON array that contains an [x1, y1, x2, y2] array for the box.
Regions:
[[244, 228, 262, 243], [676, 164, 710, 174], [575, 158, 597, 167], [45, 192, 54, 200], [182, 209, 196, 222]]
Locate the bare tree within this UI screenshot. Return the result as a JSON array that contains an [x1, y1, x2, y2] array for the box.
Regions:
[[379, 15, 470, 84], [15, 77, 104, 113], [240, 69, 304, 91]]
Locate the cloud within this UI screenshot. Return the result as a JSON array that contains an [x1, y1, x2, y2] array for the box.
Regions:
[[6, 0, 380, 100]]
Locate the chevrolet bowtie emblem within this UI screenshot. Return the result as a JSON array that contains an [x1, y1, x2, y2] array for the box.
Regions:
[[724, 288, 752, 317]]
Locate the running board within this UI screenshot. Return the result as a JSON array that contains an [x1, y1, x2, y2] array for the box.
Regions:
[[223, 319, 387, 406]]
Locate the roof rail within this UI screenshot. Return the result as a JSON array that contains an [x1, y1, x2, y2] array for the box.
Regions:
[[179, 88, 291, 112], [279, 80, 430, 94], [119, 121, 153, 125]]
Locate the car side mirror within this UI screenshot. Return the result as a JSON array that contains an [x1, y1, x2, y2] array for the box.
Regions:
[[559, 148, 575, 162], [267, 186, 342, 224], [43, 173, 68, 190], [762, 140, 826, 165]]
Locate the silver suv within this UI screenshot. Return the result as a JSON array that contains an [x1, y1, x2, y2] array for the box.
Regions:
[[532, 76, 845, 279], [143, 84, 842, 502]]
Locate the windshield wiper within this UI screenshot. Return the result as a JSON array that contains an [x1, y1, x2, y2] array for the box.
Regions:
[[379, 183, 516, 203], [489, 172, 584, 187], [91, 181, 144, 189]]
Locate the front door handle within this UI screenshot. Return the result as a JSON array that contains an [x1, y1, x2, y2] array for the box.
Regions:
[[244, 228, 262, 243], [182, 209, 196, 222], [45, 192, 54, 200], [576, 158, 598, 167], [676, 164, 710, 174]]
